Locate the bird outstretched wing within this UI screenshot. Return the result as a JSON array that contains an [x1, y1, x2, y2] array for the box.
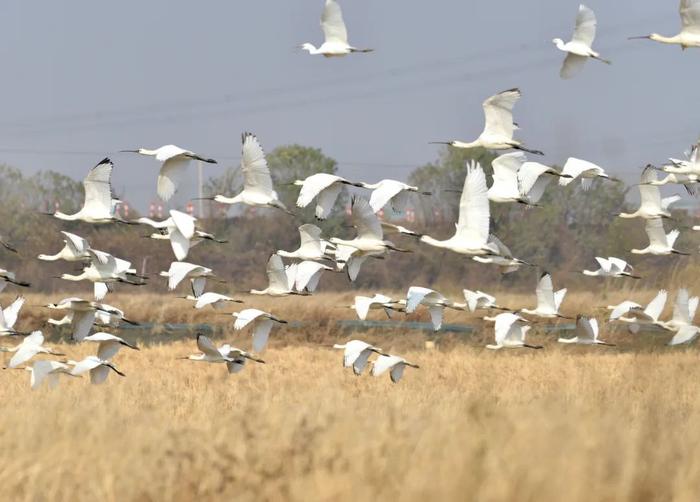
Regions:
[[681, 0, 700, 35], [158, 157, 190, 201], [481, 88, 520, 141], [321, 0, 349, 44], [455, 162, 490, 247], [560, 53, 588, 80], [83, 158, 114, 216], [572, 4, 597, 46], [196, 334, 222, 358], [266, 254, 290, 291], [369, 180, 405, 213], [350, 197, 383, 240], [535, 272, 556, 312], [241, 133, 273, 196]]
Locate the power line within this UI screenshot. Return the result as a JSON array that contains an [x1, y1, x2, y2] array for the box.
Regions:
[[0, 12, 662, 137]]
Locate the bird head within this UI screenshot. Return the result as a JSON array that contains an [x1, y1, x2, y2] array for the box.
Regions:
[[299, 43, 316, 53], [552, 38, 565, 48]]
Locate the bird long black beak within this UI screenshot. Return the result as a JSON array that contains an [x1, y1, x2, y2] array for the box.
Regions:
[[119, 149, 140, 153], [428, 141, 452, 145], [1, 241, 18, 253], [628, 35, 651, 40], [386, 245, 412, 253]]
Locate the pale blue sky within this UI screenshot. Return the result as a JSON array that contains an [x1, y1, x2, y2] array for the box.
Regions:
[[0, 1, 695, 209]]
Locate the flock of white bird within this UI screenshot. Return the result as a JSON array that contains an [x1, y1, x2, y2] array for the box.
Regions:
[[2, 0, 700, 388]]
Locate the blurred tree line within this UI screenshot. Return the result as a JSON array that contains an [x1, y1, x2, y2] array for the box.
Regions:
[[0, 145, 695, 297]]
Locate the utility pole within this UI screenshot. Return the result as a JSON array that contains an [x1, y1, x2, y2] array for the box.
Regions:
[[197, 160, 204, 218]]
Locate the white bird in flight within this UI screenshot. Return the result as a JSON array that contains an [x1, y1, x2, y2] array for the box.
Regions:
[[333, 339, 385, 375], [605, 300, 643, 322], [472, 235, 533, 274], [431, 88, 544, 155], [59, 249, 145, 300], [83, 332, 139, 361], [582, 257, 640, 279], [140, 212, 226, 261], [615, 289, 667, 334], [69, 356, 126, 385], [371, 354, 420, 383], [294, 260, 333, 293], [329, 197, 409, 281], [420, 161, 498, 256], [405, 286, 455, 332], [49, 158, 127, 224], [487, 152, 534, 205], [137, 209, 208, 261], [553, 4, 611, 79], [180, 291, 243, 310], [518, 161, 571, 205], [45, 297, 105, 341], [558, 316, 614, 346], [462, 289, 506, 312], [204, 133, 290, 214], [121, 145, 216, 201], [619, 166, 680, 219], [0, 331, 64, 369], [559, 158, 621, 190], [667, 324, 700, 346], [178, 334, 265, 374], [250, 254, 299, 296], [232, 309, 287, 353], [277, 224, 334, 261], [48, 301, 136, 330], [93, 303, 139, 328], [630, 218, 687, 256], [348, 294, 398, 320], [0, 269, 30, 294], [24, 360, 77, 390], [293, 173, 361, 220], [656, 288, 699, 332], [520, 272, 570, 319], [37, 231, 92, 262], [358, 179, 431, 214], [0, 296, 25, 336], [300, 0, 373, 57], [486, 312, 542, 350], [160, 261, 221, 297], [630, 0, 700, 49]]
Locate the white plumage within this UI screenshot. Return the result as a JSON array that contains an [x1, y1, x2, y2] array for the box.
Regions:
[[333, 340, 385, 375], [210, 133, 290, 213], [300, 0, 373, 57], [232, 309, 287, 353], [434, 89, 543, 155], [123, 144, 216, 201], [420, 161, 496, 256], [553, 5, 610, 79], [371, 354, 420, 383]]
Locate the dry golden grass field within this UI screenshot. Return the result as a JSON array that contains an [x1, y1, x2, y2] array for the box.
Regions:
[[1, 290, 699, 501]]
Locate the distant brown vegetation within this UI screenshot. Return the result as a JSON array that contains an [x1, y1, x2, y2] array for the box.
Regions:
[[2, 146, 699, 297]]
